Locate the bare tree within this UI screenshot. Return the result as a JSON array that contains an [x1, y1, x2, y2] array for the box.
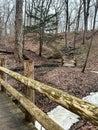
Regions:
[[64, 0, 69, 47], [73, 0, 82, 49], [82, 0, 91, 44], [52, 0, 61, 34], [0, 0, 15, 36], [82, 0, 98, 72], [14, 0, 23, 62], [4, 6, 14, 35]]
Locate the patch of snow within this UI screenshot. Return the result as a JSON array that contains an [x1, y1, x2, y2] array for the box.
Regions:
[[91, 71, 98, 74], [83, 92, 98, 106], [35, 92, 98, 130], [35, 121, 45, 130], [63, 63, 75, 67], [47, 106, 80, 129], [35, 106, 80, 130]]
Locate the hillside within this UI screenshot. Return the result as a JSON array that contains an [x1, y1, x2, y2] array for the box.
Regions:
[[0, 31, 98, 129]]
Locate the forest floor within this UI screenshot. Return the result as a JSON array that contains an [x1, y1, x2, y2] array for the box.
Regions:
[[0, 31, 98, 130]]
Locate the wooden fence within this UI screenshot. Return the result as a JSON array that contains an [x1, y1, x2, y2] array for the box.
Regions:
[[0, 58, 98, 130]]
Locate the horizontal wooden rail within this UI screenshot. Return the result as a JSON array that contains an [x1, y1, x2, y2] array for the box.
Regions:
[[0, 66, 98, 126], [0, 78, 64, 130]]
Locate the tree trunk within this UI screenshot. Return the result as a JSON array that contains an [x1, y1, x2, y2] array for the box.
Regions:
[[82, 0, 91, 44], [0, 12, 2, 41], [73, 0, 82, 50], [23, 0, 27, 52], [39, 28, 44, 57], [64, 0, 69, 46], [82, 0, 98, 72], [77, 0, 82, 31], [14, 0, 23, 62]]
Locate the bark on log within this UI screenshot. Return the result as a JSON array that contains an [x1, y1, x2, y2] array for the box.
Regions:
[[0, 66, 98, 126], [0, 78, 64, 130]]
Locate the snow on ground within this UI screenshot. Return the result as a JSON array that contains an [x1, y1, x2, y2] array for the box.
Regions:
[[83, 92, 98, 106], [91, 71, 98, 74], [35, 92, 98, 130], [35, 106, 79, 130]]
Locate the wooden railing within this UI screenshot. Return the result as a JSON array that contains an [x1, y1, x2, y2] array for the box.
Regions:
[[0, 58, 98, 130]]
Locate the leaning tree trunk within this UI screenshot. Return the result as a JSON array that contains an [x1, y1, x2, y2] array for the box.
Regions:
[[14, 0, 23, 62]]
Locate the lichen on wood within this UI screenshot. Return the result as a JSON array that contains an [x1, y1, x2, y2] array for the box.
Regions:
[[0, 66, 98, 126]]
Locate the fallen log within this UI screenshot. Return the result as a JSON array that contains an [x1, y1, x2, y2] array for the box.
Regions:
[[9, 63, 59, 71], [0, 78, 64, 130], [0, 50, 13, 54], [0, 66, 98, 126]]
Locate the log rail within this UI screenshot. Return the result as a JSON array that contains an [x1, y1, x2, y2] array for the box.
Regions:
[[0, 58, 98, 130]]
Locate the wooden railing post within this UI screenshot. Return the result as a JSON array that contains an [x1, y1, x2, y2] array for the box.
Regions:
[[0, 58, 6, 92], [1, 67, 98, 126], [24, 60, 35, 123]]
